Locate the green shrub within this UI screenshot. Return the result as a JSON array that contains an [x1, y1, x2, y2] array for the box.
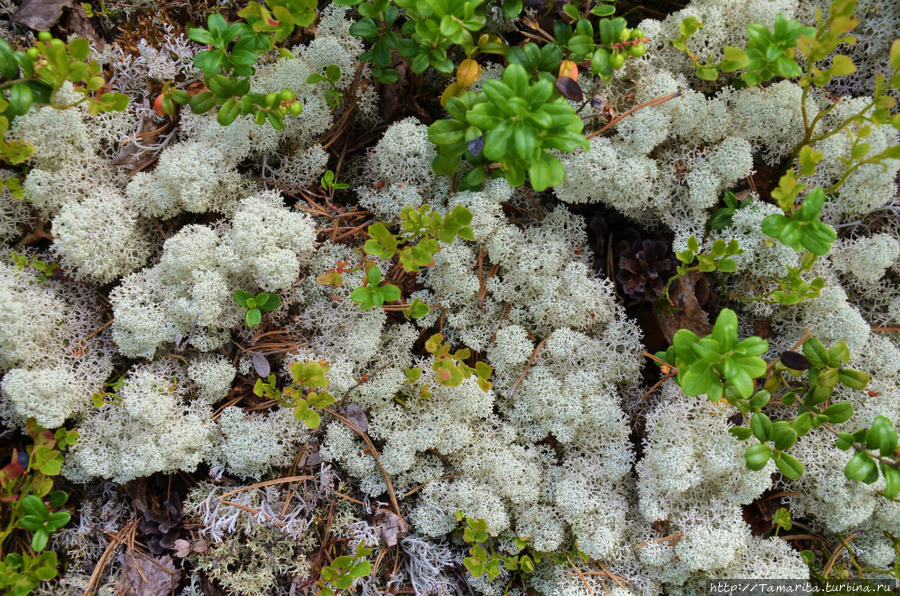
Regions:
[[428, 63, 589, 191]]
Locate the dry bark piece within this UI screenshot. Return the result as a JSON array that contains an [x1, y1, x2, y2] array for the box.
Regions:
[[655, 271, 712, 343], [65, 2, 104, 51]]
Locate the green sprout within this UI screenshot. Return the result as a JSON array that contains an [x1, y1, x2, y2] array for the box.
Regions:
[[233, 290, 282, 328]]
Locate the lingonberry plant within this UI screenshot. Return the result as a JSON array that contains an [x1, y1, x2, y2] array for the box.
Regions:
[[9, 253, 57, 283], [428, 63, 589, 191], [316, 542, 371, 595], [424, 333, 492, 390], [306, 64, 344, 109], [319, 205, 473, 319], [659, 236, 742, 305], [707, 191, 753, 232], [0, 421, 77, 595], [460, 515, 535, 580], [656, 310, 899, 496], [158, 10, 305, 127], [672, 14, 814, 83], [349, 262, 402, 311], [0, 31, 128, 193]]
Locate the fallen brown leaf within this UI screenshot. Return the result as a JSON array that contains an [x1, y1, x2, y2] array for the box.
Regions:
[[373, 507, 408, 547], [65, 2, 104, 51], [342, 404, 368, 434], [114, 553, 180, 596], [12, 0, 71, 31], [655, 271, 712, 343]]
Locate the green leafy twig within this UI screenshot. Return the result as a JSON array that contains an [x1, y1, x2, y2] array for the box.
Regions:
[[660, 236, 741, 305], [254, 360, 335, 428], [316, 542, 372, 596], [307, 65, 344, 109]]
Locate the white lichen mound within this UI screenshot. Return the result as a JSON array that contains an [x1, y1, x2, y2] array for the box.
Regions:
[[64, 360, 216, 483], [213, 406, 311, 480], [0, 264, 115, 428], [110, 191, 315, 358], [0, 0, 897, 592], [831, 233, 899, 282], [51, 187, 153, 283]]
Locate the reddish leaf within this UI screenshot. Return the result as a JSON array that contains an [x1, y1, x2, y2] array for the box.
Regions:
[[0, 451, 25, 483], [555, 76, 583, 102], [780, 351, 811, 370]]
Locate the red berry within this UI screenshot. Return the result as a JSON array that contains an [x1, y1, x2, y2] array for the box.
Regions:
[[153, 94, 166, 115]]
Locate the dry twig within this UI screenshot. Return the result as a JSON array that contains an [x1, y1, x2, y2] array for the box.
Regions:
[[508, 338, 547, 399]]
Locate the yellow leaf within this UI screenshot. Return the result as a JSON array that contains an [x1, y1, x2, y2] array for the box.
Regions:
[[456, 59, 482, 88], [440, 82, 465, 108]]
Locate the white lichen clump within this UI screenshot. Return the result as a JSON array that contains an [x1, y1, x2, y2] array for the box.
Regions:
[[0, 0, 897, 593]]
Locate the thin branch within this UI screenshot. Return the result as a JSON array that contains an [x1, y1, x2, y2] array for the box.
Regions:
[[567, 557, 596, 596], [507, 337, 547, 399], [403, 473, 462, 498], [634, 532, 684, 548], [84, 519, 136, 596], [586, 93, 680, 140], [822, 532, 858, 578], [641, 372, 676, 401], [216, 475, 315, 500], [322, 407, 403, 519]]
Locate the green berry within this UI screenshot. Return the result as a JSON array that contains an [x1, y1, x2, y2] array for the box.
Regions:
[[609, 51, 626, 68], [279, 89, 295, 103], [630, 28, 644, 40], [629, 43, 646, 58], [26, 47, 39, 60], [618, 29, 630, 43], [288, 101, 303, 115], [265, 92, 277, 106], [49, 39, 64, 51], [37, 31, 52, 42]]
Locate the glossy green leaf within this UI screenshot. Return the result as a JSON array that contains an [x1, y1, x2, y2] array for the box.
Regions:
[[774, 451, 804, 479], [771, 421, 798, 450], [745, 443, 771, 470], [751, 412, 772, 442], [844, 450, 878, 483]]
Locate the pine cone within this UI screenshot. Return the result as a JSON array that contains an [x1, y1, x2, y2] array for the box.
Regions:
[[616, 238, 676, 302]]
